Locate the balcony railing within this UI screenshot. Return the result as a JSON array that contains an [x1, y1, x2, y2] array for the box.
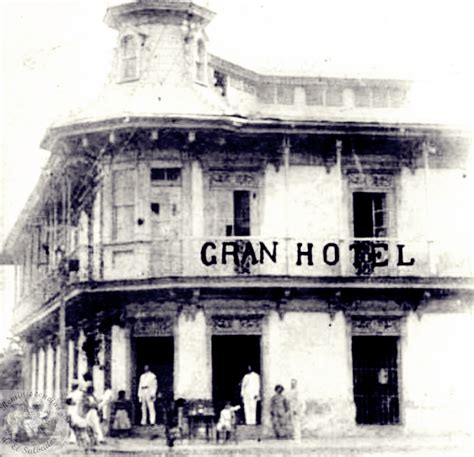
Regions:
[[105, 237, 473, 280], [14, 237, 473, 328]]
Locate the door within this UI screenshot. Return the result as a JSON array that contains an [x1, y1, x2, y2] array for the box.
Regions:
[[212, 335, 261, 424], [134, 337, 174, 424]]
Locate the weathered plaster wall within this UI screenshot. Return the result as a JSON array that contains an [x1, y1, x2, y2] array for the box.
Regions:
[[402, 305, 473, 435], [174, 310, 212, 400], [263, 310, 355, 436]]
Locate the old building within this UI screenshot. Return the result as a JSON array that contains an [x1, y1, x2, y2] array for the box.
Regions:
[[3, 0, 472, 439]]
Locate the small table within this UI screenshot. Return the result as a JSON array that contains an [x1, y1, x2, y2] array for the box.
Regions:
[[187, 411, 215, 441]]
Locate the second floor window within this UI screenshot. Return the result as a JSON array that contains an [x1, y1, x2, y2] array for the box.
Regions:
[[113, 169, 135, 241], [353, 192, 387, 238], [121, 35, 138, 80], [150, 168, 181, 185], [233, 190, 251, 236]]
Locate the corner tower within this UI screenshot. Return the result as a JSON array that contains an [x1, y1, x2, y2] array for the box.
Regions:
[[104, 0, 215, 87]]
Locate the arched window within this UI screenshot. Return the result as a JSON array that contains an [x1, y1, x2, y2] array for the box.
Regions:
[[195, 40, 206, 83], [121, 35, 138, 80]]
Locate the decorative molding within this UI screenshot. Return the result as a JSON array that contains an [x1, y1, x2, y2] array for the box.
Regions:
[[346, 172, 394, 189], [209, 170, 259, 188], [212, 315, 263, 335], [133, 317, 174, 337], [351, 316, 401, 336]]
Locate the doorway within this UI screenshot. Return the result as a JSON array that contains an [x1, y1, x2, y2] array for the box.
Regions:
[[212, 335, 261, 424], [352, 336, 400, 425], [134, 337, 174, 425]]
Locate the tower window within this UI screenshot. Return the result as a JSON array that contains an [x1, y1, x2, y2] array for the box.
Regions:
[[196, 40, 206, 83], [120, 35, 138, 80], [353, 192, 387, 238]]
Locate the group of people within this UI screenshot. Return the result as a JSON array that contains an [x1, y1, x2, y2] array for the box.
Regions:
[[270, 379, 304, 440], [66, 378, 132, 451], [215, 366, 305, 442], [66, 364, 304, 449]]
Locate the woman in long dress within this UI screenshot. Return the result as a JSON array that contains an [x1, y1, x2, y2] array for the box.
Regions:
[[270, 385, 290, 439]]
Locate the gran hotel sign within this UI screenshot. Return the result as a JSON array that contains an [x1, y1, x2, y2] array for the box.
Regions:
[[200, 240, 415, 276]]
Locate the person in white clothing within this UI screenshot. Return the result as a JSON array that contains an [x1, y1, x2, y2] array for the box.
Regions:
[[288, 378, 305, 442], [138, 365, 158, 426], [240, 365, 260, 425]]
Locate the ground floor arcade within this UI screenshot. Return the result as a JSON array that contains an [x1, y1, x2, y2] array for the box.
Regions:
[[21, 287, 472, 438]]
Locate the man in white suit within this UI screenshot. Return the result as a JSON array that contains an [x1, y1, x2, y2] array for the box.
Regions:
[[138, 365, 158, 425], [240, 365, 260, 425]]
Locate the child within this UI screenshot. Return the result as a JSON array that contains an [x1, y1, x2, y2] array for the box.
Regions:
[[111, 391, 132, 437], [216, 402, 240, 443]]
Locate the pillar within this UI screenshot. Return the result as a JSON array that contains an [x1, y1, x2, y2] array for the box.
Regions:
[[37, 347, 45, 393], [77, 330, 88, 382], [45, 343, 54, 397], [31, 351, 37, 392], [67, 339, 75, 390], [93, 334, 105, 398], [55, 344, 61, 399], [174, 309, 211, 399], [111, 325, 132, 395]]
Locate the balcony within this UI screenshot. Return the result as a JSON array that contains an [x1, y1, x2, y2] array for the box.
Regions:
[[13, 236, 473, 329]]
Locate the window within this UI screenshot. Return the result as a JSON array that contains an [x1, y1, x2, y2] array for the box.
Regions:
[[150, 168, 181, 184], [112, 169, 135, 241], [352, 336, 400, 425], [151, 203, 160, 215], [353, 192, 387, 238], [354, 87, 371, 107], [277, 85, 294, 105], [257, 84, 276, 104], [305, 86, 324, 106], [120, 35, 138, 80], [233, 190, 250, 236], [389, 88, 406, 108], [195, 40, 206, 83], [372, 87, 389, 108], [326, 87, 343, 106]]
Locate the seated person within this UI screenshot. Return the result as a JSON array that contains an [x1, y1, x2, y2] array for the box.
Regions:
[[216, 402, 240, 443], [111, 391, 132, 437]]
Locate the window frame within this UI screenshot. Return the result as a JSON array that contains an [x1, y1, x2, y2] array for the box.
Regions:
[[119, 34, 140, 82], [195, 39, 207, 84]]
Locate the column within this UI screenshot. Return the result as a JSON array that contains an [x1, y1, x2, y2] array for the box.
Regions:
[[37, 347, 45, 393], [45, 343, 54, 397], [93, 334, 105, 398], [174, 309, 211, 399], [77, 329, 88, 382], [67, 338, 75, 389], [31, 351, 37, 392], [55, 344, 61, 399], [111, 325, 132, 395]]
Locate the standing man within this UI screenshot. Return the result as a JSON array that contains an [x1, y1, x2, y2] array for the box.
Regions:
[[138, 365, 158, 426], [240, 365, 261, 425]]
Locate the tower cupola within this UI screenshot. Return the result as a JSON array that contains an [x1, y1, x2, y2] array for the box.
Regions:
[[104, 0, 215, 85]]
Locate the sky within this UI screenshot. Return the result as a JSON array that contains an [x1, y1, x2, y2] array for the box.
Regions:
[[0, 0, 473, 345]]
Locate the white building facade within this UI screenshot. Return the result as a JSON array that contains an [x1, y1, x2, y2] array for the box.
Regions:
[[4, 0, 472, 439]]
